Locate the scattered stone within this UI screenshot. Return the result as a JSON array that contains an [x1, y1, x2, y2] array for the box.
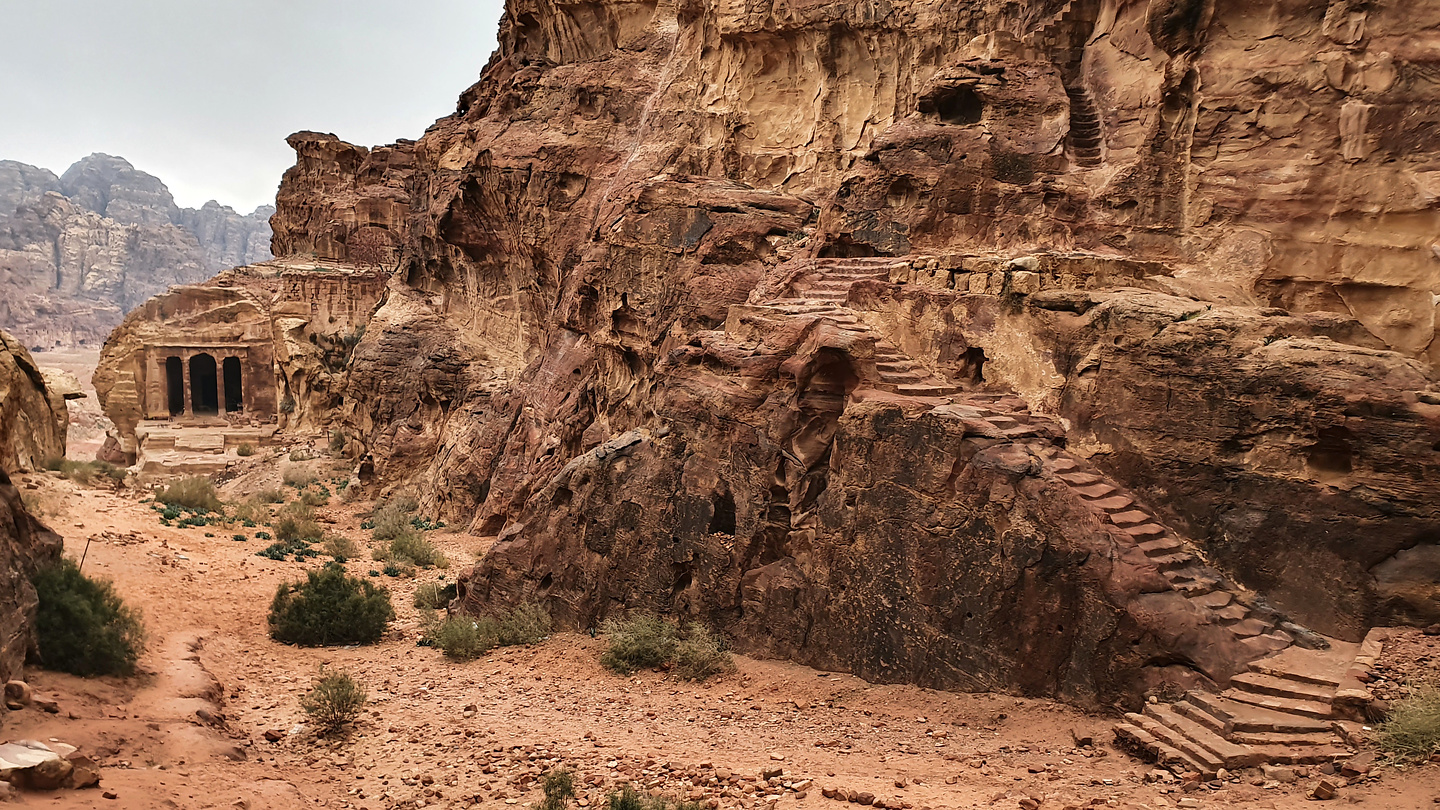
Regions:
[[1262, 765, 1297, 784], [263, 729, 285, 742], [2, 681, 31, 710], [1340, 752, 1375, 778], [64, 753, 101, 789], [1309, 780, 1338, 801]]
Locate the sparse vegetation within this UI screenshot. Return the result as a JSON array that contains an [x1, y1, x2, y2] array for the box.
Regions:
[[43, 457, 126, 486], [413, 581, 458, 610], [268, 565, 394, 646], [368, 497, 419, 543], [236, 443, 255, 457], [274, 502, 323, 546], [1378, 688, 1440, 760], [300, 669, 367, 735], [31, 557, 146, 676], [540, 768, 576, 810], [256, 486, 286, 504], [321, 533, 361, 562], [599, 615, 732, 681], [283, 466, 318, 488], [156, 477, 223, 513], [604, 785, 705, 810], [382, 530, 449, 569], [421, 602, 552, 661], [329, 430, 347, 455], [299, 486, 331, 507], [232, 497, 271, 525]]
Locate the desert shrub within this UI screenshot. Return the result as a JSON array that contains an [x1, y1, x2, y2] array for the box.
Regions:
[[329, 430, 347, 455], [232, 497, 270, 525], [604, 786, 704, 810], [423, 615, 496, 661], [369, 498, 419, 543], [31, 558, 145, 676], [387, 529, 448, 569], [381, 561, 416, 578], [274, 508, 322, 545], [236, 443, 255, 457], [1379, 688, 1440, 760], [256, 487, 285, 504], [283, 466, 317, 488], [496, 602, 552, 646], [301, 669, 367, 735], [340, 482, 361, 503], [673, 622, 735, 682], [321, 533, 361, 562], [268, 565, 394, 646], [233, 534, 247, 542], [280, 396, 296, 414], [299, 487, 330, 507], [156, 477, 223, 513], [46, 459, 126, 486], [413, 581, 458, 610], [540, 768, 576, 810], [600, 615, 679, 675], [20, 490, 59, 517]]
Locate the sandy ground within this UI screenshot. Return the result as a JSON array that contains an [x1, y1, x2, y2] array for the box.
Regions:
[[3, 451, 1438, 810], [28, 348, 110, 461]]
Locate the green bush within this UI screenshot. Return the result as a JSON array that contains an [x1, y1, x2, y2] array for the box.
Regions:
[[268, 565, 394, 646], [604, 786, 705, 810], [44, 458, 126, 486], [540, 769, 575, 810], [496, 602, 552, 646], [424, 615, 495, 661], [236, 443, 255, 457], [413, 582, 458, 610], [369, 499, 418, 543], [301, 669, 367, 735], [31, 558, 145, 676], [600, 615, 679, 676], [299, 487, 330, 507], [1379, 688, 1440, 760], [156, 477, 223, 513], [256, 487, 286, 504], [673, 622, 734, 681], [329, 430, 347, 455], [232, 497, 270, 524]]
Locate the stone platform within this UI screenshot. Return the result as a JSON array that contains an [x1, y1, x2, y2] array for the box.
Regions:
[[133, 420, 279, 484]]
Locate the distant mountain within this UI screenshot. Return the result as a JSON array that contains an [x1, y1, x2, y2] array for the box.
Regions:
[[0, 154, 273, 348]]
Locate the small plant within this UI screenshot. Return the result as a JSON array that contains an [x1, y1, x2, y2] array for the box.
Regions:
[[386, 529, 449, 569], [233, 534, 247, 542], [156, 477, 223, 513], [329, 430, 347, 455], [274, 502, 322, 545], [413, 581, 458, 610], [268, 565, 394, 646], [1378, 688, 1440, 760], [604, 786, 702, 810], [301, 668, 367, 735], [673, 622, 735, 681], [381, 561, 416, 578], [256, 487, 285, 504], [321, 533, 361, 561], [256, 530, 272, 540], [44, 458, 126, 486], [283, 466, 317, 488], [369, 498, 419, 543], [540, 768, 576, 810], [600, 615, 679, 676], [236, 443, 255, 457], [232, 497, 270, 524], [31, 558, 146, 676], [422, 615, 495, 661], [299, 487, 330, 507], [496, 602, 552, 646], [280, 396, 296, 414]]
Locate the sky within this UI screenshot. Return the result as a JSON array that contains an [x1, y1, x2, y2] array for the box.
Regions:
[[0, 1, 506, 213]]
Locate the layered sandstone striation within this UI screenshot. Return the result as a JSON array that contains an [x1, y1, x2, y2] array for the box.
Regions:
[[255, 0, 1440, 703], [0, 155, 273, 348], [0, 329, 69, 473]]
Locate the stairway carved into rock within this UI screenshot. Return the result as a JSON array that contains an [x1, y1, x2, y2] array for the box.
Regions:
[[743, 255, 1378, 776]]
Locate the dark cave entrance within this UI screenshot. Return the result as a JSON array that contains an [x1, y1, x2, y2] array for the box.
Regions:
[[933, 85, 984, 125], [188, 353, 219, 415]]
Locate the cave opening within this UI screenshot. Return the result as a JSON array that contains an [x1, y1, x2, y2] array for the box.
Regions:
[[222, 356, 244, 413], [1307, 427, 1355, 476], [959, 347, 987, 384], [709, 489, 737, 536], [932, 85, 984, 125]]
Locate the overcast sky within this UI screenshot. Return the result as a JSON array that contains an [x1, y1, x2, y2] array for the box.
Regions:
[[0, 1, 506, 213]]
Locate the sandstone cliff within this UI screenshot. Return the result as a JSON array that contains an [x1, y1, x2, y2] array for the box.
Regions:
[[0, 329, 66, 690], [0, 155, 273, 347], [262, 0, 1440, 704]]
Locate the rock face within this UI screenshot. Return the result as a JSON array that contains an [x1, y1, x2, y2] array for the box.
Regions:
[[0, 330, 64, 690], [262, 0, 1440, 705], [0, 329, 68, 473], [0, 155, 273, 348]]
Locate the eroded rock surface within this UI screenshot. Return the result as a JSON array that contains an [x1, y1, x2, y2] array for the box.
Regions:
[[0, 155, 273, 347], [242, 0, 1440, 702], [0, 329, 68, 473]]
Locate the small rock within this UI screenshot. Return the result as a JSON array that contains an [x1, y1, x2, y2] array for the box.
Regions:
[[1018, 798, 1041, 810], [65, 753, 102, 789], [1262, 765, 1297, 784], [26, 755, 75, 790], [1176, 799, 1200, 809], [103, 791, 118, 800], [855, 793, 875, 806], [0, 781, 17, 803], [263, 729, 285, 742], [3, 680, 31, 709], [1309, 780, 1338, 801], [1340, 752, 1376, 778]]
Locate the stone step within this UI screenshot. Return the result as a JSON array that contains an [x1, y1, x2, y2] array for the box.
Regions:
[[1231, 672, 1336, 704], [1056, 471, 1100, 485], [1188, 591, 1233, 610], [1240, 632, 1295, 657], [1228, 617, 1277, 638], [1173, 577, 1219, 597], [1089, 495, 1135, 511], [878, 371, 931, 385], [1123, 523, 1167, 541], [1232, 730, 1339, 747], [1248, 652, 1347, 688], [876, 360, 919, 373], [1123, 713, 1225, 774], [1184, 691, 1331, 735], [1143, 704, 1261, 768], [1153, 553, 1198, 573], [1212, 603, 1248, 622], [1138, 536, 1186, 557], [894, 383, 962, 397], [1071, 482, 1118, 499], [1108, 509, 1151, 527], [1222, 688, 1332, 720], [1113, 721, 1213, 777]]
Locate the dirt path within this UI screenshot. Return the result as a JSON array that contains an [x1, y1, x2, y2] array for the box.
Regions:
[[3, 467, 1438, 810]]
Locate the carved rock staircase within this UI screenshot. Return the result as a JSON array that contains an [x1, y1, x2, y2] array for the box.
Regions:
[[1025, 0, 1105, 167], [749, 256, 1373, 776]]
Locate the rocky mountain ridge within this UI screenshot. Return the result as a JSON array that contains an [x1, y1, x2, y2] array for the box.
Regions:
[[0, 154, 273, 348]]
